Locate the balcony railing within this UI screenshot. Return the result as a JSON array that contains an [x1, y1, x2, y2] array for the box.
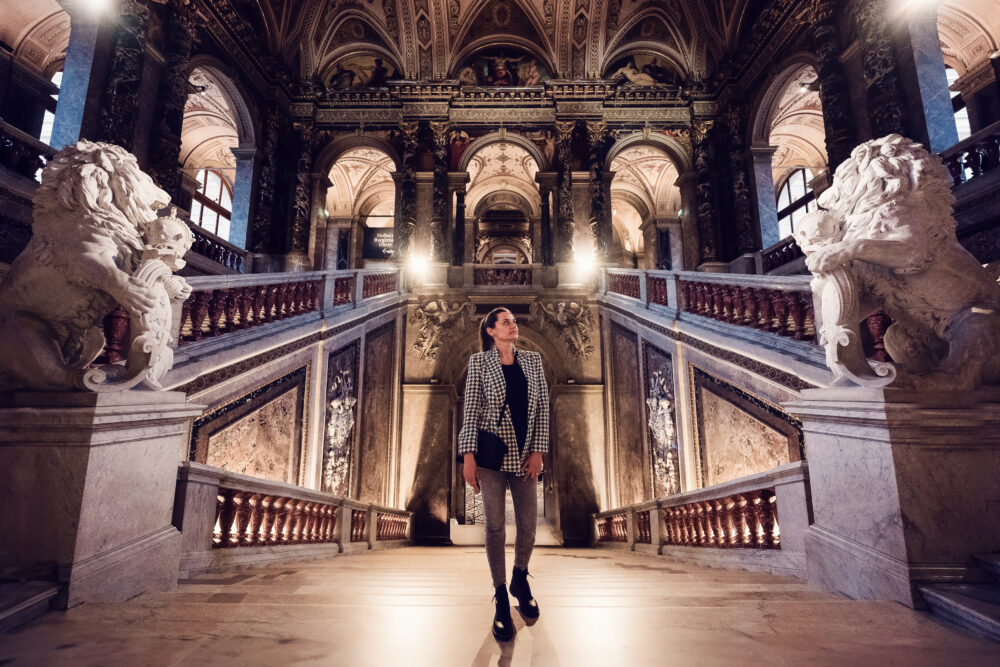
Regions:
[[186, 222, 247, 274], [175, 462, 412, 576], [473, 264, 533, 286], [942, 120, 1000, 186], [0, 117, 55, 180]]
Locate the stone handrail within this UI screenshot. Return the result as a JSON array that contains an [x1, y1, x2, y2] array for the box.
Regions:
[[592, 462, 809, 553], [0, 116, 56, 180], [97, 268, 401, 360], [759, 235, 805, 274], [175, 462, 412, 576], [941, 119, 1000, 186]]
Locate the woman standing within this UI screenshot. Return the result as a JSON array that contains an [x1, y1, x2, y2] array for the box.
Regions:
[[458, 307, 549, 641]]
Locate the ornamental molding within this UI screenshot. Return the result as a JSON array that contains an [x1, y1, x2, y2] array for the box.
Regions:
[[402, 101, 451, 118], [602, 107, 690, 123], [316, 108, 404, 124], [555, 100, 605, 116], [450, 107, 556, 123]]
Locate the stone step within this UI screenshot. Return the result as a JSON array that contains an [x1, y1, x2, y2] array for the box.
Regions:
[[920, 583, 1000, 643], [0, 581, 59, 633], [975, 554, 1000, 582]]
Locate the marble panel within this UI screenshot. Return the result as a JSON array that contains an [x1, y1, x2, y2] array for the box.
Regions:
[[552, 387, 605, 545], [643, 343, 679, 498], [691, 367, 802, 488], [356, 322, 396, 504], [322, 343, 359, 496], [609, 321, 649, 505], [190, 368, 307, 485], [400, 387, 453, 543]]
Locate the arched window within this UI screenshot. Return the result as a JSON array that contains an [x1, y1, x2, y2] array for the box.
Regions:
[[776, 168, 816, 239], [190, 168, 233, 240], [945, 67, 971, 143], [38, 71, 62, 147]]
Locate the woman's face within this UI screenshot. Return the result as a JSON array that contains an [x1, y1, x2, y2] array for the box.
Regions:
[[487, 310, 518, 344]]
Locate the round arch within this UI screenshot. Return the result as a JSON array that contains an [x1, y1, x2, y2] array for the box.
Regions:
[[315, 135, 402, 177], [460, 131, 549, 172], [472, 190, 536, 219], [749, 53, 820, 147], [448, 0, 556, 75], [186, 55, 258, 146], [604, 132, 692, 174]]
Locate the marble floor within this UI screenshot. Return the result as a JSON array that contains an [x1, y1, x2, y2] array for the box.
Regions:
[[1, 547, 998, 666]]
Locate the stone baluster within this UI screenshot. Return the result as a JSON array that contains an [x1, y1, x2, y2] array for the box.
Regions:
[[102, 305, 131, 363], [271, 497, 288, 543], [208, 290, 226, 337], [190, 291, 212, 342]]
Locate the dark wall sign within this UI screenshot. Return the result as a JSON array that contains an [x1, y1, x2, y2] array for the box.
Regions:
[[363, 228, 394, 260]]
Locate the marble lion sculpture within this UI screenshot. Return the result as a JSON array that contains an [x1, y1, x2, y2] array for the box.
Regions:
[[0, 140, 193, 392], [795, 134, 1000, 390]]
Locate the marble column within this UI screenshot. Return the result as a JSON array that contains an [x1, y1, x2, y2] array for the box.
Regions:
[[784, 388, 1000, 608], [673, 173, 699, 271], [536, 171, 558, 266], [325, 217, 353, 270], [587, 120, 613, 260], [287, 119, 315, 270], [555, 120, 576, 262], [853, 0, 908, 138], [145, 0, 196, 200], [429, 121, 450, 262], [50, 11, 112, 150], [0, 392, 203, 608], [749, 146, 781, 249], [394, 122, 420, 259], [892, 9, 960, 152], [811, 0, 860, 170], [228, 147, 257, 252], [98, 0, 151, 151], [693, 122, 724, 269], [250, 106, 280, 257], [448, 172, 470, 267], [724, 106, 759, 254]]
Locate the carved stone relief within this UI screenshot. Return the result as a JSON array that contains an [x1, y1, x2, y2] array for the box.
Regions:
[[532, 301, 596, 358], [322, 343, 359, 496], [643, 344, 679, 497], [411, 299, 472, 360]]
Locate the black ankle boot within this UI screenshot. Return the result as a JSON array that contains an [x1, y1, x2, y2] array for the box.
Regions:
[[509, 566, 540, 618], [492, 584, 515, 641]]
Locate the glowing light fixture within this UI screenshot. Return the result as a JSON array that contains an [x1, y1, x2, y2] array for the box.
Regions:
[[407, 252, 430, 282], [84, 0, 113, 16]]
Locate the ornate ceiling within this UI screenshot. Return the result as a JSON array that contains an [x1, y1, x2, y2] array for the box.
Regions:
[[938, 0, 1000, 76], [466, 140, 540, 216], [237, 0, 760, 81], [180, 67, 240, 182], [326, 147, 396, 221], [766, 64, 826, 186]]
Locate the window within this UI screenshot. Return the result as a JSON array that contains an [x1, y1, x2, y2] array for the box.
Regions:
[[38, 71, 62, 147], [190, 169, 233, 240], [776, 168, 816, 239], [945, 67, 971, 143]]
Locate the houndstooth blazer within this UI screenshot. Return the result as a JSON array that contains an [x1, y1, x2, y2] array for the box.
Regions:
[[458, 345, 550, 473]]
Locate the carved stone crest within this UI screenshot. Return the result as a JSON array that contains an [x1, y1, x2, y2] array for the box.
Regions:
[[323, 368, 357, 495], [647, 370, 680, 496]]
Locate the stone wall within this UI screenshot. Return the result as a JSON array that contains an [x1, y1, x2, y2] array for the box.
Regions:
[[355, 321, 397, 504]]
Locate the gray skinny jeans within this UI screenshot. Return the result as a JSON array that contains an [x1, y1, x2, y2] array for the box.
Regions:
[[478, 467, 537, 588]]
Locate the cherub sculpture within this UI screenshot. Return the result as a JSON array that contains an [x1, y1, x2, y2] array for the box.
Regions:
[[411, 300, 471, 360], [534, 301, 595, 358], [0, 141, 194, 392], [795, 134, 1000, 390]]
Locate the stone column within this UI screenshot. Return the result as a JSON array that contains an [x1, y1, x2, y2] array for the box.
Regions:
[[0, 392, 203, 608], [429, 121, 450, 262], [723, 106, 759, 255], [852, 0, 908, 138], [586, 120, 613, 259], [784, 388, 1000, 608], [325, 217, 353, 270], [674, 172, 698, 271], [250, 105, 280, 258], [749, 145, 780, 249], [394, 122, 420, 259], [891, 4, 960, 152], [535, 173, 556, 266], [98, 0, 151, 151], [811, 0, 860, 170], [146, 0, 196, 200], [287, 119, 315, 271], [693, 121, 725, 270], [554, 120, 576, 262], [228, 147, 256, 251], [49, 9, 109, 150], [449, 171, 470, 267]]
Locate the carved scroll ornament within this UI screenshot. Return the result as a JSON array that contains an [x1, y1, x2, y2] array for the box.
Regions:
[[795, 134, 1000, 390]]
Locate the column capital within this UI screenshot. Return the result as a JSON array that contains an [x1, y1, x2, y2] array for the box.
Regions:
[[448, 171, 470, 188], [535, 171, 558, 189], [230, 146, 258, 161], [750, 144, 779, 160]]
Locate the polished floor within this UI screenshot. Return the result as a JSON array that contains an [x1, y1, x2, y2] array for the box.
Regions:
[[1, 547, 998, 666]]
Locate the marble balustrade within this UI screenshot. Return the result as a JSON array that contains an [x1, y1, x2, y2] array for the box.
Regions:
[[592, 463, 811, 576], [0, 117, 55, 179], [174, 462, 412, 576], [941, 119, 1000, 186]]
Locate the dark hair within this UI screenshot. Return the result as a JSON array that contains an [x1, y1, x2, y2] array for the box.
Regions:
[[479, 307, 511, 352]]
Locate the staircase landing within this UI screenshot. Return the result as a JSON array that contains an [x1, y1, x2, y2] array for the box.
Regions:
[[2, 547, 999, 665]]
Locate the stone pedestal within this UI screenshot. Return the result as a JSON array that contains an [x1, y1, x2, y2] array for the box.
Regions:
[[0, 392, 203, 608], [783, 387, 1000, 607]]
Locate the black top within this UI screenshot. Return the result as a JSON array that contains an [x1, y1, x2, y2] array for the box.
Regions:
[[501, 353, 529, 454]]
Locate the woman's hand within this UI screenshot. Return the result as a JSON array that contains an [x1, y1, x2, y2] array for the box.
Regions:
[[521, 452, 543, 481], [463, 453, 481, 493]]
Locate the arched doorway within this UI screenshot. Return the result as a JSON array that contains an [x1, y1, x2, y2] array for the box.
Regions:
[[325, 146, 397, 269]]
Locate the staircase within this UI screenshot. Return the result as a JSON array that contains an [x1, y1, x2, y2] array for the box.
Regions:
[[920, 554, 1000, 642], [0, 580, 59, 633]]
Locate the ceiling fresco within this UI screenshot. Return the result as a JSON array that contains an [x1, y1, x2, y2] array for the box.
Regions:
[[766, 65, 827, 186], [179, 67, 240, 182], [327, 148, 397, 219], [466, 140, 540, 216]]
